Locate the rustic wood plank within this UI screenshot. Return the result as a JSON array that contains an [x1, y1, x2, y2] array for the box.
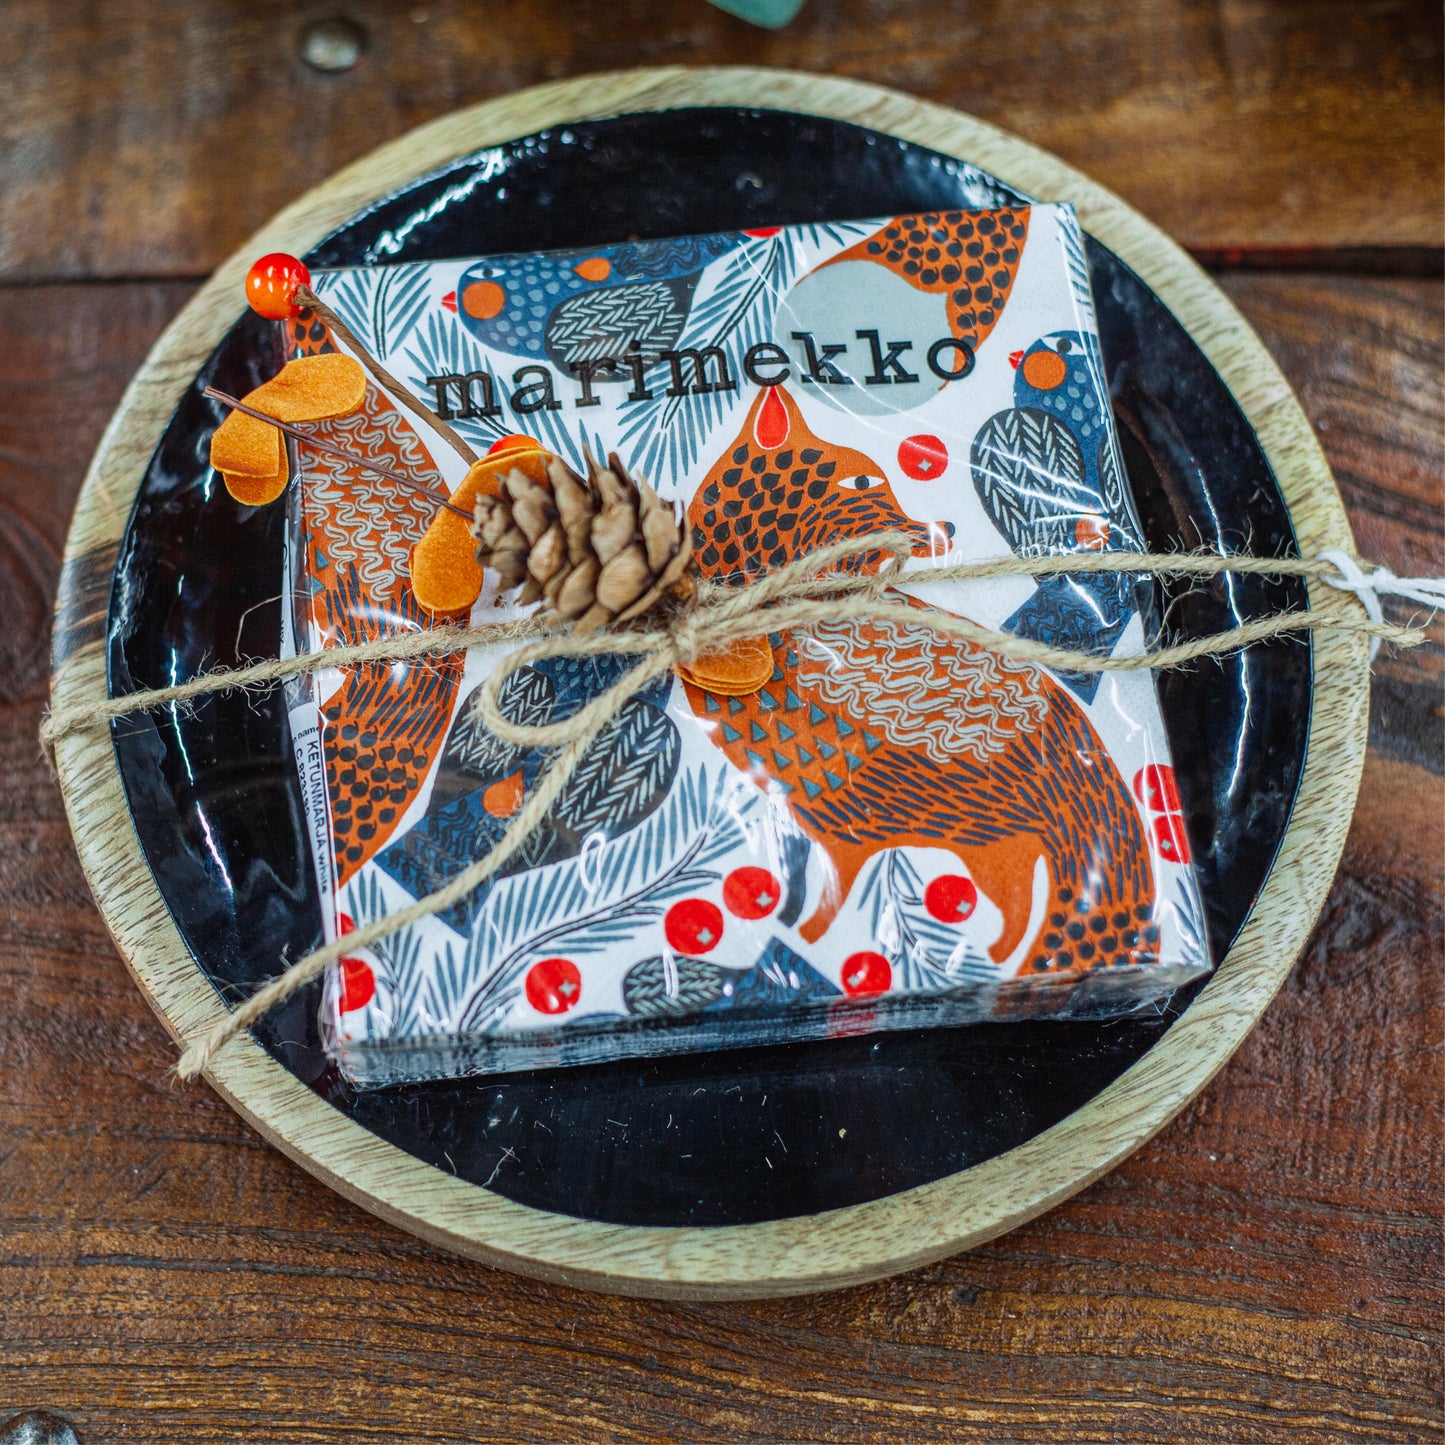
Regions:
[[1, 274, 1439, 1439], [0, 0, 1440, 284]]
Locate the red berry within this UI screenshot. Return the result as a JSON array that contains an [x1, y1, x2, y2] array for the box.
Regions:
[[722, 866, 781, 920], [337, 912, 354, 936], [246, 252, 311, 320], [924, 874, 978, 923], [841, 951, 891, 997], [525, 957, 582, 1015], [1133, 763, 1182, 814], [898, 434, 949, 481], [1150, 812, 1192, 865], [338, 956, 375, 1012], [487, 433, 542, 457], [743, 227, 781, 238], [665, 898, 724, 956]]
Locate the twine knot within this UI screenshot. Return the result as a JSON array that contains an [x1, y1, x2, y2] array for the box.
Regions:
[[1317, 547, 1445, 660], [665, 611, 706, 669]]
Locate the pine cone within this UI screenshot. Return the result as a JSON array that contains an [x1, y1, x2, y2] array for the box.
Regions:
[[472, 451, 695, 631]]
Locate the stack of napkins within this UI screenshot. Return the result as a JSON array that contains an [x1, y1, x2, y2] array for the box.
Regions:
[[271, 204, 1208, 1085]]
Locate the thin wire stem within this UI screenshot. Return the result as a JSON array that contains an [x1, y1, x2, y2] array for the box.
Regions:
[[204, 387, 471, 518], [293, 283, 480, 466]]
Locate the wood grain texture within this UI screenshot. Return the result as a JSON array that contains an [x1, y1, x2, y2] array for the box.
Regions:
[[1, 0, 1440, 282], [2, 273, 1438, 1438], [39, 73, 1377, 1298]]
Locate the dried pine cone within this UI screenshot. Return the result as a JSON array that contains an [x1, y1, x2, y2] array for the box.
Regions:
[[472, 451, 695, 631]]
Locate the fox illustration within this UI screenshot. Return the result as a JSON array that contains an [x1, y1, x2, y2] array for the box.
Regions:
[[682, 386, 1158, 975]]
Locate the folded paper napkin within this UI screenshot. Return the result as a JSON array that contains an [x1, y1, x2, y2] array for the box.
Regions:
[[272, 203, 1211, 1085]]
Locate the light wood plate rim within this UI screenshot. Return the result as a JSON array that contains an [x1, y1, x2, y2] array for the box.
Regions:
[[49, 66, 1368, 1299]]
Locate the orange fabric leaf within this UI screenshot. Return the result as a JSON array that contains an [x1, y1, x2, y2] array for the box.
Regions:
[[244, 353, 367, 422], [209, 355, 365, 500], [211, 408, 284, 478], [222, 463, 289, 507], [677, 635, 775, 696], [410, 449, 550, 615]]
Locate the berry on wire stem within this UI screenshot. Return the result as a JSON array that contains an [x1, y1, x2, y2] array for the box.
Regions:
[[246, 253, 312, 320]]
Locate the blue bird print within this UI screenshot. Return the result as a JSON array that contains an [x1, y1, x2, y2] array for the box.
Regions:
[[443, 232, 745, 375], [373, 653, 680, 935], [969, 329, 1143, 703]]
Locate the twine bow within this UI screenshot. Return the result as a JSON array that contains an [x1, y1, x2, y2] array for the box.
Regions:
[[1316, 548, 1445, 660], [38, 535, 1436, 1080]]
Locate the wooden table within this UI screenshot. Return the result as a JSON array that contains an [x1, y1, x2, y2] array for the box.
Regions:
[[2, 4, 1440, 1440]]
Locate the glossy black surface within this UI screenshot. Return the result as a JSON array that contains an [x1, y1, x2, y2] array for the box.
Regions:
[[108, 109, 1310, 1227]]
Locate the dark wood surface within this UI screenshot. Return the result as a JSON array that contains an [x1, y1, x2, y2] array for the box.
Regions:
[[2, 5, 1442, 1441], [1, 0, 1441, 281]]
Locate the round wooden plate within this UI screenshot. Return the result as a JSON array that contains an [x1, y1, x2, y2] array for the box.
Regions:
[[48, 68, 1368, 1298]]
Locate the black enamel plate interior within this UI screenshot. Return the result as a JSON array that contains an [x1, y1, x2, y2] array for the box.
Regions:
[[107, 109, 1311, 1228]]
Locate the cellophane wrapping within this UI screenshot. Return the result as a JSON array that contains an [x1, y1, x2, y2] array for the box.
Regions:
[[273, 202, 1210, 1085]]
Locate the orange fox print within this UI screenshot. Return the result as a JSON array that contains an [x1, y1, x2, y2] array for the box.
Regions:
[[686, 385, 943, 581], [287, 303, 338, 360], [825, 207, 1031, 353], [301, 381, 464, 887], [680, 385, 1158, 976]]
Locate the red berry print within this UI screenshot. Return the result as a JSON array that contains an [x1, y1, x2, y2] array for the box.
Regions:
[[722, 866, 781, 920], [924, 874, 978, 923], [245, 252, 311, 320], [338, 956, 375, 1013], [1150, 812, 1192, 865], [525, 957, 582, 1015], [897, 434, 949, 481], [841, 951, 891, 998], [743, 226, 782, 238], [665, 898, 725, 956], [1133, 764, 1182, 814], [333, 916, 374, 1012]]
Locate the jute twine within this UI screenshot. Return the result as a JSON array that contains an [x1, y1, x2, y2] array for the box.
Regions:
[[40, 535, 1439, 1081]]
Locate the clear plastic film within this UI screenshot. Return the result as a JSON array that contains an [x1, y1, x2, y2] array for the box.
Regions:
[[276, 205, 1210, 1086]]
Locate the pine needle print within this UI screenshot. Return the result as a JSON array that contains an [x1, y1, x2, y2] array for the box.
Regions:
[[374, 767, 763, 1036], [614, 224, 873, 490], [1162, 869, 1206, 973], [317, 262, 435, 363], [859, 851, 995, 992]]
